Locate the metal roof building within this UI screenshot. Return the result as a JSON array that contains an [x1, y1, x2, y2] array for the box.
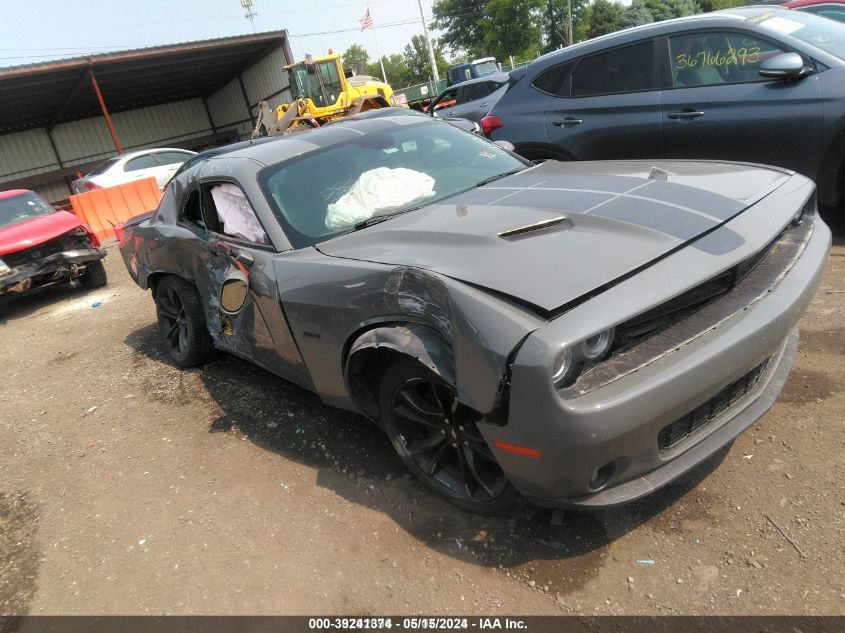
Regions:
[[0, 30, 293, 203]]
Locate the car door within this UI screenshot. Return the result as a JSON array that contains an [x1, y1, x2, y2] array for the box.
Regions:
[[661, 29, 823, 179], [189, 180, 306, 383], [449, 81, 500, 123], [543, 39, 664, 160]]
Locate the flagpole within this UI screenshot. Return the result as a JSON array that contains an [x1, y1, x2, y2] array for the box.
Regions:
[[368, 6, 388, 83]]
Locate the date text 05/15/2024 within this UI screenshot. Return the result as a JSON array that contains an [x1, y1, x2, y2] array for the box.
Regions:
[[307, 618, 528, 630]]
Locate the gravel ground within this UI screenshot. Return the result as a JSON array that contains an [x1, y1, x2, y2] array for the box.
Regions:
[[0, 211, 843, 616]]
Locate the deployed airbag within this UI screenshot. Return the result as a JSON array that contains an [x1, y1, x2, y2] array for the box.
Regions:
[[325, 167, 435, 229]]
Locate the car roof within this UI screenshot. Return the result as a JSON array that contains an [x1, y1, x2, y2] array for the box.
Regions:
[[212, 115, 437, 167], [0, 189, 32, 199], [448, 72, 509, 89], [105, 147, 197, 162]]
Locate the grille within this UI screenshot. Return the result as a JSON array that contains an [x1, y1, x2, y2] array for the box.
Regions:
[[3, 230, 91, 268], [657, 359, 770, 454], [614, 233, 782, 350]]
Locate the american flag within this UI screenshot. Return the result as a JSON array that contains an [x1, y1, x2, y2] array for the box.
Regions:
[[359, 8, 373, 31]]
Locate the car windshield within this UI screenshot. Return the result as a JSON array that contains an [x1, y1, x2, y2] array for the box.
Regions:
[[754, 9, 845, 59], [0, 192, 55, 228], [259, 120, 528, 248], [473, 60, 499, 75]]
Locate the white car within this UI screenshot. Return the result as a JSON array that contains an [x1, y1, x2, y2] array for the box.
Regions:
[[71, 148, 197, 193]]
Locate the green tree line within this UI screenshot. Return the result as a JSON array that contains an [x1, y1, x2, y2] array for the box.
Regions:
[[343, 0, 746, 87]]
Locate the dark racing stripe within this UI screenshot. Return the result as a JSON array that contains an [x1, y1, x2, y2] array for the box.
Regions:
[[639, 181, 746, 221]]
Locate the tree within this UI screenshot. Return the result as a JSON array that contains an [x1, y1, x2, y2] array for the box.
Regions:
[[432, 0, 488, 58], [644, 0, 700, 22], [587, 0, 624, 39], [621, 0, 654, 29], [483, 0, 543, 61], [698, 0, 742, 12], [341, 43, 369, 73], [432, 0, 542, 60], [366, 54, 414, 87], [542, 0, 590, 51], [403, 35, 448, 83]]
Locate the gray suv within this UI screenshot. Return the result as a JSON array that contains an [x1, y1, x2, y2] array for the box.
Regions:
[[428, 73, 509, 125], [486, 6, 845, 206]]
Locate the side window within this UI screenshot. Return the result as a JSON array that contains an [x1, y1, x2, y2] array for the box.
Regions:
[[669, 32, 786, 88], [532, 61, 576, 96], [181, 189, 205, 230], [124, 154, 158, 171], [205, 183, 269, 245], [154, 151, 194, 166], [571, 41, 656, 97], [461, 82, 495, 103], [434, 88, 458, 110]]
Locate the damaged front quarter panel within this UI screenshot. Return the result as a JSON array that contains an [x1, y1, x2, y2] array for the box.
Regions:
[[276, 250, 542, 418]]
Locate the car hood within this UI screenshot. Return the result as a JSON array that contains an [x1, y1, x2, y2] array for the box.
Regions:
[[0, 210, 84, 256], [317, 160, 793, 313]]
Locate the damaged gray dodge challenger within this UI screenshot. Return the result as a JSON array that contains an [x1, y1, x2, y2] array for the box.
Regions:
[[119, 115, 830, 514]]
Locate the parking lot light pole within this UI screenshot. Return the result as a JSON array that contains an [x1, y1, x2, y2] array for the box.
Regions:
[[417, 0, 439, 83], [87, 65, 122, 155]]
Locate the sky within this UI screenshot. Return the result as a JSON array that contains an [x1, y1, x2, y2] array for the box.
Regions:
[[0, 0, 439, 68]]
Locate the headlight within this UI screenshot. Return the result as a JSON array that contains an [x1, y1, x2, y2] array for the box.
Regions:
[[551, 347, 575, 388], [0, 258, 10, 276], [551, 328, 616, 389], [580, 329, 615, 361]]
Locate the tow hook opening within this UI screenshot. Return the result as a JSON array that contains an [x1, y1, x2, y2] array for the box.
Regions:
[[589, 460, 617, 492]]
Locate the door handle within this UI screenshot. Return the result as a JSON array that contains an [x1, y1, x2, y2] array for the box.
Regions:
[[667, 110, 705, 120], [479, 102, 489, 108], [553, 117, 583, 127]]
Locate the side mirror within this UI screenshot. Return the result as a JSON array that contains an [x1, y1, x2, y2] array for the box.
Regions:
[[759, 52, 809, 80], [495, 140, 515, 152]]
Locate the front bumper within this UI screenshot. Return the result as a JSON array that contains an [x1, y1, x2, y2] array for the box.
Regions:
[[0, 248, 106, 297], [478, 205, 831, 509]]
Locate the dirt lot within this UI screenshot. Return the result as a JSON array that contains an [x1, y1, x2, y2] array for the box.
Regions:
[[1, 212, 843, 617]]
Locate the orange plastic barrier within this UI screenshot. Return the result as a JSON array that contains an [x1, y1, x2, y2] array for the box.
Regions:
[[69, 177, 162, 241]]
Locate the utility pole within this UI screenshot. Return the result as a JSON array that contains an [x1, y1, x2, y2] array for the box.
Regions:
[[241, 0, 258, 33], [567, 0, 573, 46], [417, 0, 439, 83]]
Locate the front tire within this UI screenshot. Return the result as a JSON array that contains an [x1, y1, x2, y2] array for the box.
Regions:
[[154, 276, 213, 367], [79, 260, 107, 289], [378, 358, 524, 515]]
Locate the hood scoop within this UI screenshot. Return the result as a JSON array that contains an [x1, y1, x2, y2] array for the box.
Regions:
[[497, 216, 572, 240]]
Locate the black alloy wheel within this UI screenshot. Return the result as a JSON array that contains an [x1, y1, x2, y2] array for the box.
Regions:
[[154, 276, 213, 367], [379, 358, 522, 514]]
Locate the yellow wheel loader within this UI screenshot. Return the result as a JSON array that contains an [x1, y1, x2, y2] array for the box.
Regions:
[[251, 53, 402, 138]]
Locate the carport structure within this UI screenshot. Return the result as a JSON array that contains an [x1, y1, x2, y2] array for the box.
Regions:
[[0, 31, 293, 204]]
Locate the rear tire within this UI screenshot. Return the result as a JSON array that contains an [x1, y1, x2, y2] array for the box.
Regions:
[[378, 357, 524, 515], [79, 260, 107, 289], [154, 276, 213, 367]]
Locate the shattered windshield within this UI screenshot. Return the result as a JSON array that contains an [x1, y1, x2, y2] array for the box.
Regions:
[[0, 192, 55, 228], [259, 120, 528, 249]]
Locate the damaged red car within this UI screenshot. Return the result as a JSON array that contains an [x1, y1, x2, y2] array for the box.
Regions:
[[0, 189, 107, 301]]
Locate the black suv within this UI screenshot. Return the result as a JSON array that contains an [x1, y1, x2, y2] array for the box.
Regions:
[[486, 6, 845, 206]]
